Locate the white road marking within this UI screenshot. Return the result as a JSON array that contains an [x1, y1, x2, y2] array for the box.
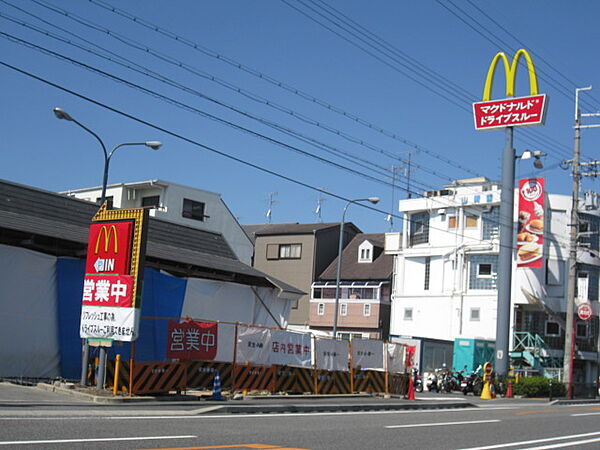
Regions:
[[386, 419, 500, 429], [525, 436, 600, 449], [572, 411, 600, 416], [0, 435, 196, 446], [457, 430, 600, 450]]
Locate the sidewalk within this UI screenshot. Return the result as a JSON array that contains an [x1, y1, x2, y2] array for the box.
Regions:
[[31, 380, 539, 414]]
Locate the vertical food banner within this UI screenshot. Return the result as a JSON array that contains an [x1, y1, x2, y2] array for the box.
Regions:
[[517, 178, 544, 268]]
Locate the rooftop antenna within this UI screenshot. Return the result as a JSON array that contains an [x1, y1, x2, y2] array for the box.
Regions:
[[315, 191, 326, 222], [266, 192, 277, 223]]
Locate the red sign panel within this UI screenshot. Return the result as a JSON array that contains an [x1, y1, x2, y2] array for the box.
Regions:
[[473, 94, 547, 130], [578, 303, 593, 321], [517, 178, 544, 268], [81, 274, 135, 308], [85, 221, 133, 275], [166, 321, 218, 360]]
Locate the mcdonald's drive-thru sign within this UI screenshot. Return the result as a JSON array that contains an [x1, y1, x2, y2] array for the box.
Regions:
[[80, 203, 149, 342], [473, 49, 548, 131]]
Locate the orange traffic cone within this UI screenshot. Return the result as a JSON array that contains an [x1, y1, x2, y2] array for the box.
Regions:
[[407, 376, 416, 400], [506, 381, 513, 398]]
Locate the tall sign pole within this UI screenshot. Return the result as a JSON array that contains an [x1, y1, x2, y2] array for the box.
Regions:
[[473, 49, 548, 377]]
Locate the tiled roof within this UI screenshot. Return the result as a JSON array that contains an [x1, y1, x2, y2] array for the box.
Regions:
[[319, 233, 394, 280], [242, 222, 361, 242]]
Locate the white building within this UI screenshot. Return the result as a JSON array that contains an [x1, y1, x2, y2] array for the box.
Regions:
[[62, 180, 253, 265], [387, 177, 600, 385]]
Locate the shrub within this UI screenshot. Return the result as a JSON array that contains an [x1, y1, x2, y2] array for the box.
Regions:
[[512, 376, 566, 398]]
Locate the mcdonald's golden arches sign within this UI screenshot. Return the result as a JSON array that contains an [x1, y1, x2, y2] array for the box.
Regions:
[[80, 203, 149, 342], [473, 49, 547, 130]]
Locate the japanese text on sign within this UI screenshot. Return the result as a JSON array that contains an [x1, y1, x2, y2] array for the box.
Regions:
[[81, 274, 134, 308], [473, 94, 547, 131], [166, 321, 218, 360]]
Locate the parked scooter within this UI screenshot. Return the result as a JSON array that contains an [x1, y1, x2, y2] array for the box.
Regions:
[[412, 367, 423, 393], [426, 371, 438, 392], [461, 365, 483, 396]]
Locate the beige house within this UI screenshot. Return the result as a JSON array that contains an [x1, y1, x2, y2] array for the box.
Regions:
[[311, 233, 393, 339], [243, 222, 360, 328]]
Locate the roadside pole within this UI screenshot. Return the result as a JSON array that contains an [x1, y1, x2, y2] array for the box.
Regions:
[[495, 126, 515, 377], [563, 86, 600, 397]]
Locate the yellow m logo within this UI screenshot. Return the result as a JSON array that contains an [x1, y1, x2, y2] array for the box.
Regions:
[[483, 49, 539, 101], [94, 225, 119, 254]]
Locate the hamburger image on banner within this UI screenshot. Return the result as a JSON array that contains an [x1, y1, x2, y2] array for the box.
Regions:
[[517, 178, 544, 268]]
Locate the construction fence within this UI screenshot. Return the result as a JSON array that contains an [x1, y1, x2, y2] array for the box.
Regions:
[[102, 318, 413, 396]]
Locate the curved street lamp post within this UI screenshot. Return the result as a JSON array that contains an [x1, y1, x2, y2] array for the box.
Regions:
[[53, 107, 161, 389], [332, 197, 379, 338]]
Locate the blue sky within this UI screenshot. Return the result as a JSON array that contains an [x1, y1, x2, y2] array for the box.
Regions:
[[2, 0, 600, 233]]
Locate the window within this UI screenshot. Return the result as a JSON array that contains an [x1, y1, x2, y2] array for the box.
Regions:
[[424, 257, 431, 290], [360, 248, 371, 260], [545, 321, 560, 337], [363, 304, 371, 317], [317, 303, 325, 316], [96, 196, 113, 209], [404, 308, 413, 321], [448, 216, 458, 229], [576, 321, 589, 339], [182, 198, 206, 221], [470, 308, 480, 321], [410, 212, 430, 245], [141, 195, 160, 208], [279, 243, 302, 259], [339, 333, 363, 340], [465, 215, 479, 228], [267, 243, 302, 260], [478, 263, 492, 277], [340, 303, 348, 316]]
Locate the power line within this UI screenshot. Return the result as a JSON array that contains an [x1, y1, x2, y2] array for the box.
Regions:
[[84, 0, 484, 178], [1, 58, 563, 254]]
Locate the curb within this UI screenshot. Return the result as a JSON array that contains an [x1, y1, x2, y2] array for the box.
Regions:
[[551, 398, 600, 406], [36, 383, 156, 404], [192, 401, 476, 415]]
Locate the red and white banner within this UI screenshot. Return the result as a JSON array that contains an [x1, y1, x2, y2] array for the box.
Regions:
[[236, 326, 271, 366], [79, 306, 140, 341], [81, 274, 134, 308], [517, 178, 545, 268], [166, 321, 218, 360], [473, 94, 547, 131], [351, 338, 384, 369], [386, 343, 406, 374], [315, 339, 349, 372], [270, 329, 312, 368]]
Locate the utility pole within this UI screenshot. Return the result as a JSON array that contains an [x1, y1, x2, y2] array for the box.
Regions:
[[562, 86, 600, 398]]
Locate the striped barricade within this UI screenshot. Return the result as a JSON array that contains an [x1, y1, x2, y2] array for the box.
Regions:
[[353, 370, 386, 393], [233, 364, 275, 392], [186, 361, 233, 390], [131, 362, 186, 395], [316, 370, 351, 394], [273, 366, 313, 394], [105, 359, 130, 393], [389, 373, 409, 396]]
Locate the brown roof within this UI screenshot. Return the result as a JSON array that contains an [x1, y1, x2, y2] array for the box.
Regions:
[[242, 222, 361, 242], [319, 233, 394, 280]]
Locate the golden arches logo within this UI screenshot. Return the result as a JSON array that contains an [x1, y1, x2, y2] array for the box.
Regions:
[[483, 49, 538, 101], [94, 225, 119, 254]]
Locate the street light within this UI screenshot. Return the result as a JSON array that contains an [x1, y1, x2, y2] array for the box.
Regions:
[[332, 197, 380, 338], [518, 149, 547, 169], [54, 107, 162, 205], [53, 107, 161, 389]]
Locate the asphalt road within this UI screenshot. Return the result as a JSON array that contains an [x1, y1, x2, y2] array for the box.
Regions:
[[2, 383, 600, 449]]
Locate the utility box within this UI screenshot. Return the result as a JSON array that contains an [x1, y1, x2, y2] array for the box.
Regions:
[[453, 338, 495, 373]]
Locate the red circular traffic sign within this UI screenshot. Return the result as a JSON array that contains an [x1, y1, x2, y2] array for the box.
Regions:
[[578, 303, 593, 321]]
